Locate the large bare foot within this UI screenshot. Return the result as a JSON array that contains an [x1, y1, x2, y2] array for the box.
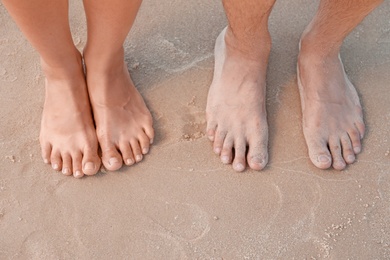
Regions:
[[84, 49, 154, 171], [206, 28, 270, 172], [297, 40, 365, 170], [40, 53, 101, 178]]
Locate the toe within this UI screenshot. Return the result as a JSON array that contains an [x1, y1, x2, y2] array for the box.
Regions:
[[72, 153, 84, 178], [247, 137, 268, 171], [213, 129, 227, 155], [340, 133, 355, 164], [232, 138, 246, 172], [50, 150, 62, 171], [220, 135, 234, 164], [82, 147, 100, 176], [206, 121, 217, 141], [355, 120, 365, 139], [101, 142, 123, 171], [61, 153, 73, 176], [329, 137, 346, 170], [138, 133, 151, 155], [41, 142, 52, 164], [119, 142, 135, 166], [306, 136, 332, 169], [143, 125, 155, 144], [348, 128, 362, 154], [130, 139, 143, 163]]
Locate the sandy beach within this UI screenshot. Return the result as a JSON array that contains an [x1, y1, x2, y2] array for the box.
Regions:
[[1, 0, 389, 258]]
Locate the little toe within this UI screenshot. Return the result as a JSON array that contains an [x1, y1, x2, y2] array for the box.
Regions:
[[130, 139, 143, 163], [119, 142, 135, 166], [101, 143, 123, 171], [138, 133, 151, 155], [220, 135, 234, 165], [50, 150, 62, 171], [329, 138, 346, 170], [247, 140, 268, 171], [61, 153, 73, 176], [72, 153, 84, 179], [232, 139, 247, 172], [340, 134, 355, 164], [213, 129, 227, 155], [143, 125, 155, 144], [306, 137, 332, 169], [348, 128, 362, 154], [41, 142, 52, 164], [82, 148, 101, 176], [206, 121, 217, 141]]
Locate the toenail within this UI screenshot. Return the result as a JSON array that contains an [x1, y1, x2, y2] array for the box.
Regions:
[[74, 171, 83, 178], [234, 163, 245, 172], [84, 162, 95, 170], [354, 147, 361, 154], [108, 157, 119, 166], [214, 147, 221, 154], [150, 139, 154, 144], [142, 148, 149, 154], [347, 155, 355, 162], [221, 155, 230, 164], [208, 136, 214, 141], [52, 164, 59, 170], [251, 157, 263, 165], [135, 155, 143, 162], [44, 159, 49, 164], [62, 168, 69, 175], [126, 159, 134, 165], [318, 155, 331, 163]]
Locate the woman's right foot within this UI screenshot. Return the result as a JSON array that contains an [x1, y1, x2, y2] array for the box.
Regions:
[[39, 52, 101, 178]]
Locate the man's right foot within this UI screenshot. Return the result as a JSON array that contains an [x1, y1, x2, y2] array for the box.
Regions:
[[39, 52, 101, 178], [206, 27, 270, 172]]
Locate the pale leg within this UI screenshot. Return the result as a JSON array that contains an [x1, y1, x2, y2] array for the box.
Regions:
[[298, 0, 383, 170]]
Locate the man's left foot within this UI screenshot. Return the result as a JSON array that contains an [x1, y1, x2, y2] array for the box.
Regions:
[[297, 40, 365, 170], [84, 49, 154, 171]]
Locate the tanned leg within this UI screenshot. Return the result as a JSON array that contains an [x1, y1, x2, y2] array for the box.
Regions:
[[82, 0, 154, 171], [298, 0, 383, 170], [207, 0, 276, 172], [2, 0, 101, 178]]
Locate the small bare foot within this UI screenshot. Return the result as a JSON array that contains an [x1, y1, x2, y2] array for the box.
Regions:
[[206, 28, 270, 172], [39, 54, 101, 178], [84, 49, 154, 171], [297, 41, 365, 170]]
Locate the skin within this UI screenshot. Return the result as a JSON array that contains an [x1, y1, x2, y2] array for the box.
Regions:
[[208, 0, 383, 171], [2, 0, 154, 177]]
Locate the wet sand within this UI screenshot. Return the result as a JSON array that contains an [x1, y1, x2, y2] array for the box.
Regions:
[[1, 0, 389, 258]]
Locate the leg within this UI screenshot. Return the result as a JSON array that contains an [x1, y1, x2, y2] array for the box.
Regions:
[[2, 0, 101, 178], [82, 0, 154, 171], [298, 0, 383, 170], [206, 0, 275, 172]]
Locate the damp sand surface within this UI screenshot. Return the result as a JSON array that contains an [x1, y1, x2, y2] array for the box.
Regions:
[[1, 0, 390, 259]]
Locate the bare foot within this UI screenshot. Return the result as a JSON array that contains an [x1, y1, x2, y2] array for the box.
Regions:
[[40, 54, 101, 178], [84, 49, 154, 171], [297, 40, 365, 170], [206, 28, 270, 172]]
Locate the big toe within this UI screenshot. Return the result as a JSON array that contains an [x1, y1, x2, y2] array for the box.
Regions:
[[101, 143, 123, 171], [247, 141, 268, 171], [82, 148, 101, 175], [306, 137, 332, 169]]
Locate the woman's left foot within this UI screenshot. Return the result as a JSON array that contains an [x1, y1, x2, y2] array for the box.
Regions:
[[84, 49, 154, 171]]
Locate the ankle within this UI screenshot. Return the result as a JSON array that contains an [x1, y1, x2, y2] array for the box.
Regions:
[[40, 51, 84, 81], [224, 26, 272, 62], [83, 46, 125, 73], [299, 31, 341, 60]]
